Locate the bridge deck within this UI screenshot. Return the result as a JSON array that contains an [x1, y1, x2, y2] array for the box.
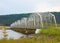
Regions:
[[0, 26, 36, 35], [11, 28, 36, 35]]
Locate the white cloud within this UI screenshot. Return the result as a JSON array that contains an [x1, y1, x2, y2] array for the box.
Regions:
[[0, 0, 60, 15], [35, 6, 60, 12], [51, 7, 60, 12], [0, 3, 5, 8], [34, 0, 60, 12]]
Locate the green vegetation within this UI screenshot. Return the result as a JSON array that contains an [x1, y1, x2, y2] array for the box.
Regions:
[[0, 35, 60, 43], [0, 12, 60, 26], [0, 14, 31, 26], [0, 27, 60, 43], [40, 27, 60, 36]]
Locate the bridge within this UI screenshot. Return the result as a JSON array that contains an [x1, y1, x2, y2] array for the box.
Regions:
[[0, 12, 57, 36], [9, 12, 57, 34]]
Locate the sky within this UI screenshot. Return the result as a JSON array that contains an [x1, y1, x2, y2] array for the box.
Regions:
[[0, 0, 60, 15]]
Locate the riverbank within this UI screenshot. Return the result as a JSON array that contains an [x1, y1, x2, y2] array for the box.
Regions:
[[0, 27, 60, 43], [0, 35, 60, 43]]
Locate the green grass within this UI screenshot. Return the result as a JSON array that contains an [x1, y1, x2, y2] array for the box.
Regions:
[[40, 27, 60, 36], [0, 27, 60, 43], [0, 35, 60, 43]]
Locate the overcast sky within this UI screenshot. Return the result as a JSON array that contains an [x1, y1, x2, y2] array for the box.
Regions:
[[0, 0, 60, 15]]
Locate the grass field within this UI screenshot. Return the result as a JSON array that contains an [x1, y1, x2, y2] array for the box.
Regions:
[[0, 27, 60, 43], [40, 27, 60, 36]]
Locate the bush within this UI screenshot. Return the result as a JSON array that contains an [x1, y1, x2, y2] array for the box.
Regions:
[[40, 27, 60, 36]]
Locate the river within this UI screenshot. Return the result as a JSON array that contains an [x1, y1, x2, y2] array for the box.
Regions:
[[0, 30, 25, 39]]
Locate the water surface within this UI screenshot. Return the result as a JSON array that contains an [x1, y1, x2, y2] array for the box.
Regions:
[[0, 30, 25, 39]]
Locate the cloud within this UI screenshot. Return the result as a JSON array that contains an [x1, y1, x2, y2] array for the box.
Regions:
[[34, 0, 60, 12], [51, 7, 60, 12], [0, 0, 60, 15], [34, 6, 60, 12], [0, 3, 5, 8]]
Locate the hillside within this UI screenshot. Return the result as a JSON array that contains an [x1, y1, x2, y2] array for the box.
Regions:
[[51, 12, 60, 24], [0, 12, 60, 26], [0, 13, 31, 26]]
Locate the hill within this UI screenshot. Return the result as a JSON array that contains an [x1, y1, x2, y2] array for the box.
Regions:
[[0, 12, 60, 26], [51, 12, 60, 24], [0, 13, 31, 26]]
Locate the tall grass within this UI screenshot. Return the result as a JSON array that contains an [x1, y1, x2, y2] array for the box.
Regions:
[[40, 27, 60, 36], [0, 27, 60, 43], [0, 35, 60, 43]]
